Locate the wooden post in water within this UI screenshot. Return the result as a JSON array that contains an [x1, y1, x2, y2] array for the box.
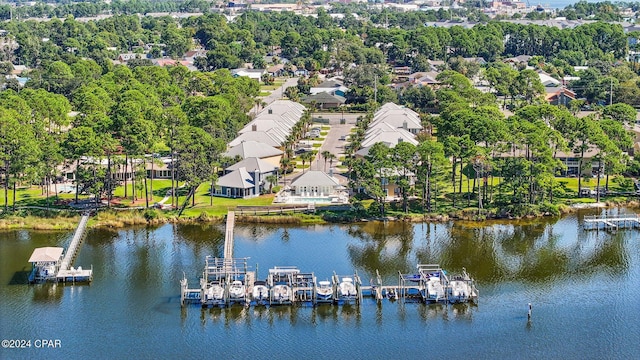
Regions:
[[528, 303, 532, 322]]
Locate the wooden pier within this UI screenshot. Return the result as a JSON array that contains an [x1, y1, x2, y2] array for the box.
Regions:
[[56, 213, 93, 283], [28, 213, 93, 284], [224, 211, 235, 260], [583, 214, 640, 231], [236, 203, 315, 216]]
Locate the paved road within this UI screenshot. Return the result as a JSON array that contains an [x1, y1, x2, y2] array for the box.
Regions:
[[255, 77, 299, 111], [310, 113, 360, 174]]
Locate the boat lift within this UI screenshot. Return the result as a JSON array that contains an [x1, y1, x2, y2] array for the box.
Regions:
[[292, 272, 316, 304], [417, 264, 449, 303], [268, 266, 299, 305], [332, 271, 363, 304]]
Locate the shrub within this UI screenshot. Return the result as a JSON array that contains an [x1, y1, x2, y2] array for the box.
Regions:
[[144, 209, 159, 221]]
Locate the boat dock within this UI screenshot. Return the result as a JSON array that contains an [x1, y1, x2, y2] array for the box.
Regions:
[[181, 212, 477, 308], [28, 213, 93, 284], [583, 214, 640, 231], [182, 262, 477, 307]]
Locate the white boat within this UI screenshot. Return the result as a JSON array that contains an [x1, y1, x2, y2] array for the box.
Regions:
[[316, 280, 333, 301], [338, 277, 357, 299], [204, 281, 225, 302], [426, 275, 445, 301], [252, 281, 269, 302], [228, 280, 246, 299], [271, 284, 292, 303], [448, 278, 470, 303]]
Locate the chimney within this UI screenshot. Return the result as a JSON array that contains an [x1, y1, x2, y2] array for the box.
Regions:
[[268, 109, 273, 114], [252, 124, 257, 131], [398, 138, 403, 143], [253, 168, 260, 196], [402, 120, 408, 130]]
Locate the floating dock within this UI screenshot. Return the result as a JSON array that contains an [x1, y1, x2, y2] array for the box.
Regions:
[[28, 213, 93, 284], [583, 214, 640, 231]]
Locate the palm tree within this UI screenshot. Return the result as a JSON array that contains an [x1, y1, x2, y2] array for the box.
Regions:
[[327, 153, 337, 171], [321, 150, 331, 171], [280, 157, 291, 186], [265, 174, 278, 193], [299, 152, 313, 174]]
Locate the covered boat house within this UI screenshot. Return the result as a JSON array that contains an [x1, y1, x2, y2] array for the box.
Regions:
[[28, 247, 63, 283]]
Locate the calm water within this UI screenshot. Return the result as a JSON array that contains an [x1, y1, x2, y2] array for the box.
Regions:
[[1, 209, 639, 359]]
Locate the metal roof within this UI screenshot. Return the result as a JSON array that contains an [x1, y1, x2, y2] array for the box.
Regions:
[[28, 247, 63, 263]]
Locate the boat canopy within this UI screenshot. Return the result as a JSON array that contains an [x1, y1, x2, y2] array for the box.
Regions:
[[28, 247, 63, 263]]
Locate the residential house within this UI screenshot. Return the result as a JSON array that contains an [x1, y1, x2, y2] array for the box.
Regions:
[[182, 48, 207, 62], [393, 66, 412, 82], [496, 145, 602, 176], [231, 68, 267, 82], [545, 86, 576, 107], [368, 118, 422, 136], [503, 55, 532, 66], [463, 57, 487, 65], [228, 130, 284, 148], [118, 53, 140, 62], [214, 167, 260, 198], [375, 168, 416, 200], [301, 92, 346, 109], [222, 141, 283, 166], [266, 63, 299, 77], [406, 71, 441, 87], [360, 127, 419, 148], [145, 156, 176, 179], [355, 102, 421, 157], [290, 170, 341, 197], [309, 79, 349, 97], [537, 69, 561, 87], [225, 157, 278, 178]]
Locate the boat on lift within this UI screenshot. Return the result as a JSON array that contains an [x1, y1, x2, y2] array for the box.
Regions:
[[252, 280, 269, 303], [447, 269, 478, 304], [316, 280, 333, 301], [229, 280, 246, 300], [425, 273, 446, 302], [271, 284, 292, 303], [338, 277, 357, 300], [203, 281, 225, 304]]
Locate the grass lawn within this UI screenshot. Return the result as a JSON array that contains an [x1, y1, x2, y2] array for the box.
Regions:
[[178, 184, 276, 217], [110, 179, 178, 205], [258, 91, 271, 96], [321, 126, 330, 130], [0, 186, 89, 208]]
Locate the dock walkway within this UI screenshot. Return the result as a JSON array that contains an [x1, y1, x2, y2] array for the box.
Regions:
[[57, 213, 93, 282], [584, 214, 640, 231], [224, 211, 234, 260]]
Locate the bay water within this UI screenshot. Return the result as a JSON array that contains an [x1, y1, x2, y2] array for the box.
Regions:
[[1, 209, 639, 359]]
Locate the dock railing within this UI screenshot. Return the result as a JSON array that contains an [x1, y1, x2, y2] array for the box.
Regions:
[[59, 214, 90, 271]]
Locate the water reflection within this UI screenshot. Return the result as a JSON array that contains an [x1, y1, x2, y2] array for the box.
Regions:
[[346, 222, 416, 278], [31, 283, 63, 303]]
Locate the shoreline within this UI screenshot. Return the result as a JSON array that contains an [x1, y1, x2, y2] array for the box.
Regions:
[[1, 200, 638, 231]]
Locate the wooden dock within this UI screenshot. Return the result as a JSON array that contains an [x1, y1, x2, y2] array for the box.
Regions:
[[224, 211, 235, 260], [236, 203, 315, 216], [56, 213, 93, 283], [584, 214, 640, 231]]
